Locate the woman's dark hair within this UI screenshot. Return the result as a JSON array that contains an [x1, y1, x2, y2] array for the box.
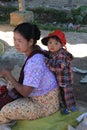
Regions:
[[14, 22, 41, 44]]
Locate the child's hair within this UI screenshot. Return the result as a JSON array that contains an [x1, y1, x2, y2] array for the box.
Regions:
[[48, 36, 62, 44], [14, 22, 41, 45]]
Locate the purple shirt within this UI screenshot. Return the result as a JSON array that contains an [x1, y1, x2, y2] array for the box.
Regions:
[[23, 54, 58, 97]]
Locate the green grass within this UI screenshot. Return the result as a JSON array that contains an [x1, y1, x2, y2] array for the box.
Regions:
[[33, 22, 87, 33]]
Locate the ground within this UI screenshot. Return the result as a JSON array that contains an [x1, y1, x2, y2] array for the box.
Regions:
[[0, 24, 87, 105], [72, 58, 87, 102]]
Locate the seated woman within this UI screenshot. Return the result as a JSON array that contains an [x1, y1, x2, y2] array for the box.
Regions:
[[0, 22, 59, 124]]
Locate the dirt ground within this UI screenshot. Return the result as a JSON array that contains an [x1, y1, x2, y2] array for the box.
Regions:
[[0, 24, 87, 102], [72, 58, 87, 102], [65, 32, 87, 102]]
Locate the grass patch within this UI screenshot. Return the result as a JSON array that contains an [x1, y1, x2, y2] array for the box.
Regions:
[[33, 22, 87, 33]]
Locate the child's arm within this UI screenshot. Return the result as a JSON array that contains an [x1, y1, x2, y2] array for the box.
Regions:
[[47, 56, 67, 72]]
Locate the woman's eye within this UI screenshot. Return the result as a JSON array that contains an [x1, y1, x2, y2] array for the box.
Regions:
[[18, 40, 22, 42]]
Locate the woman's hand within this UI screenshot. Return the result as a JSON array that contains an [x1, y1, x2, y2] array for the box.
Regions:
[[0, 69, 12, 80]]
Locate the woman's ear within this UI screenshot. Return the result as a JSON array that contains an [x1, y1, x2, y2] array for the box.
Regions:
[[29, 39, 34, 46]]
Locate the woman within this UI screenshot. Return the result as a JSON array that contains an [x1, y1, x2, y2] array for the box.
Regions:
[[0, 22, 59, 124]]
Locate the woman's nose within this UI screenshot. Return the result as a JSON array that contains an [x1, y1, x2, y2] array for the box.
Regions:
[[14, 41, 19, 47]]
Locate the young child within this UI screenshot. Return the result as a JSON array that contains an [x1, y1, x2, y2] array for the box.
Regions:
[[41, 30, 77, 114]]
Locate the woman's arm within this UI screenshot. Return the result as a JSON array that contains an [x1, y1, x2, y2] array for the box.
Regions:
[[0, 69, 33, 97]]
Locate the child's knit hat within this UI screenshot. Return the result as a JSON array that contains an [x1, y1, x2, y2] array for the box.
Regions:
[[41, 30, 66, 46]]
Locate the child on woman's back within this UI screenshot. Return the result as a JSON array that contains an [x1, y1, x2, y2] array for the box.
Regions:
[[41, 30, 77, 114]]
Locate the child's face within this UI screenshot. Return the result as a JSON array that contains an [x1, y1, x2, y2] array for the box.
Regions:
[[47, 38, 62, 53]]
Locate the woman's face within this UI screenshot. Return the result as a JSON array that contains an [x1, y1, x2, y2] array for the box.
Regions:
[[47, 38, 62, 53], [14, 32, 32, 55]]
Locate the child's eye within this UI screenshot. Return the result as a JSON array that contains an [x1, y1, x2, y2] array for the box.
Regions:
[[48, 42, 52, 44], [56, 42, 61, 45]]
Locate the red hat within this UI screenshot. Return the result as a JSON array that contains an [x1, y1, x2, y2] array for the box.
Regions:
[[41, 30, 66, 46]]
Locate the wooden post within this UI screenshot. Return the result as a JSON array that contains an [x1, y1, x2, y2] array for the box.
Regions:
[[10, 0, 34, 26], [18, 0, 25, 12]]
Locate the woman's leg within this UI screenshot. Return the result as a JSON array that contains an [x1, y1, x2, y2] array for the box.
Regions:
[[0, 98, 43, 124], [0, 88, 59, 124]]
